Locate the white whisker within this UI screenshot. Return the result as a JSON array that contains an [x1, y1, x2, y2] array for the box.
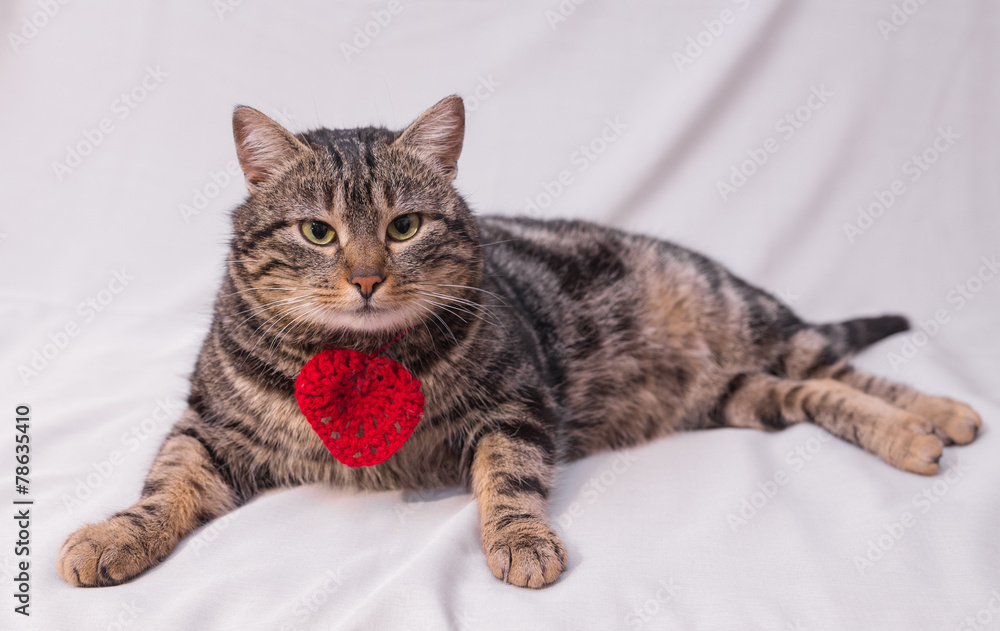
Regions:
[[223, 286, 303, 298], [475, 239, 519, 249], [415, 292, 506, 331], [414, 299, 458, 345], [234, 296, 314, 329], [420, 283, 509, 306], [414, 290, 506, 327]]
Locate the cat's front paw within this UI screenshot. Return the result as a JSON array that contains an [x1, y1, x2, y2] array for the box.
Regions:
[[483, 518, 568, 588], [58, 517, 156, 587]]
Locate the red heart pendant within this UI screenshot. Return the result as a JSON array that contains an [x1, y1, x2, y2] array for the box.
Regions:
[[294, 348, 424, 467]]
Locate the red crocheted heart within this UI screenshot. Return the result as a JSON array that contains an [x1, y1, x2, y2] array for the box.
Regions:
[[294, 348, 424, 467]]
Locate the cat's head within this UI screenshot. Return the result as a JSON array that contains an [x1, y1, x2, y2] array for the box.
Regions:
[[226, 96, 482, 342]]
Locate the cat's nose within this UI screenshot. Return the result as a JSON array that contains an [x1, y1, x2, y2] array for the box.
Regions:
[[350, 274, 383, 299]]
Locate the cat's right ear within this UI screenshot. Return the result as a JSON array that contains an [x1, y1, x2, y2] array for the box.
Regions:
[[232, 106, 309, 194], [393, 96, 465, 181]]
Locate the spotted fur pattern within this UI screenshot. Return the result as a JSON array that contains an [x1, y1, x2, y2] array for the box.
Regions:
[[58, 96, 982, 588]]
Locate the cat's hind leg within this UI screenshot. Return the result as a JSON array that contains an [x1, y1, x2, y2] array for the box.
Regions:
[[820, 365, 982, 446], [772, 318, 981, 449], [708, 372, 944, 474]]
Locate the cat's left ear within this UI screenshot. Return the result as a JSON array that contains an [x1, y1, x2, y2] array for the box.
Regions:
[[232, 106, 310, 194], [394, 95, 465, 180]]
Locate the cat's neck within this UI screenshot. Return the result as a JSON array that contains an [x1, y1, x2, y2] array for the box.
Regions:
[[311, 307, 484, 375]]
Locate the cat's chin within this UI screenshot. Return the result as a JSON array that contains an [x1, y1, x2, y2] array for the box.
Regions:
[[310, 304, 421, 335]]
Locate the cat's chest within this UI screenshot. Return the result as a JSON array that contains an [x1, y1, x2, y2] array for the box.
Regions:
[[254, 371, 462, 484]]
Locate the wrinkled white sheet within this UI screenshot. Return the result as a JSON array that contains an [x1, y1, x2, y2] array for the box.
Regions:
[[2, 1, 998, 629]]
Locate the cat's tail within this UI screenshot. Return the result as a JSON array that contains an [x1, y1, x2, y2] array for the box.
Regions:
[[780, 314, 909, 380], [815, 314, 911, 355]]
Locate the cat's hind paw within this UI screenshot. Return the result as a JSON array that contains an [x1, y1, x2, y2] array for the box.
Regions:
[[918, 397, 983, 446]]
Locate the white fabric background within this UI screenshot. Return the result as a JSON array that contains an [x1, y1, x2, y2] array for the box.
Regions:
[[2, 1, 998, 630]]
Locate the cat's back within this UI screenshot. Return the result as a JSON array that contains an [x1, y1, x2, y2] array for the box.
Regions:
[[476, 214, 789, 332], [475, 214, 725, 314]]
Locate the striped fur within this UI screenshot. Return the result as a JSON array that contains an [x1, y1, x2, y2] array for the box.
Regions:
[[58, 96, 982, 588]]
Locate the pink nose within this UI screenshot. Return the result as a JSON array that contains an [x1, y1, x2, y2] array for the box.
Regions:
[[350, 274, 383, 298]]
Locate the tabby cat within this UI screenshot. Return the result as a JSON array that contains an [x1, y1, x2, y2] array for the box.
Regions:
[[58, 96, 982, 589]]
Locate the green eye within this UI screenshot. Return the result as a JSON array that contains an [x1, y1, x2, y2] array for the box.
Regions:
[[387, 213, 420, 241], [302, 220, 336, 245]]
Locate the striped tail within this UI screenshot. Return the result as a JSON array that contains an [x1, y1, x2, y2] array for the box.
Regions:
[[816, 315, 910, 355]]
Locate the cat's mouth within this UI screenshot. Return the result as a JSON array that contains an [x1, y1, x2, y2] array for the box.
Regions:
[[351, 303, 418, 333], [306, 298, 420, 334], [354, 299, 395, 320]]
